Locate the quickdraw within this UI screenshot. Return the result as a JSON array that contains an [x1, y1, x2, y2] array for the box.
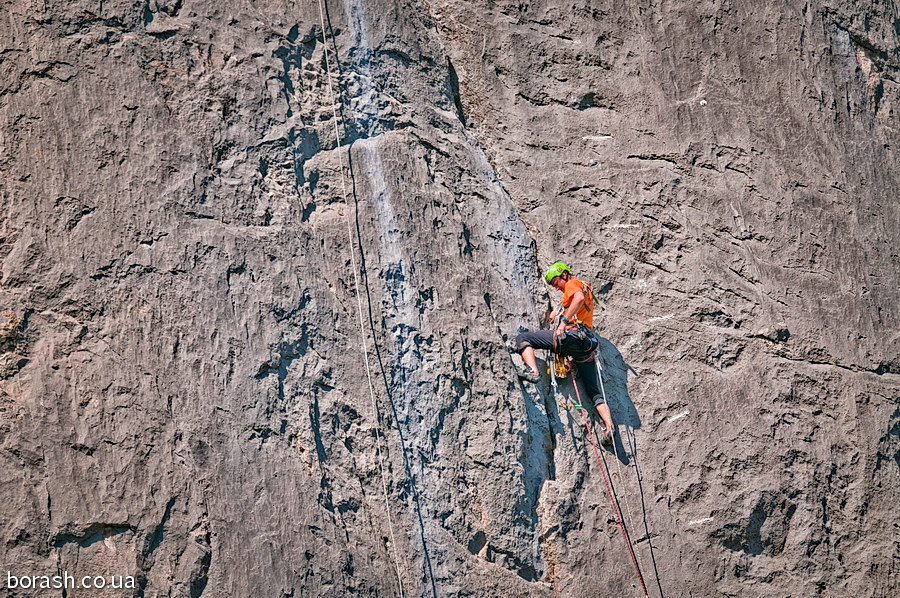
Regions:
[[547, 353, 572, 378]]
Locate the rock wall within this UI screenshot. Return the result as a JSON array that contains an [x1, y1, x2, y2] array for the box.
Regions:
[[0, 0, 897, 597]]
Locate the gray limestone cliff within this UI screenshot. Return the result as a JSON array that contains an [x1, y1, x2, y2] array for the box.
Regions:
[[0, 0, 897, 597]]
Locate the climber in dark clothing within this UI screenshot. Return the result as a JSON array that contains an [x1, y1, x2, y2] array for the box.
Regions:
[[516, 262, 614, 443]]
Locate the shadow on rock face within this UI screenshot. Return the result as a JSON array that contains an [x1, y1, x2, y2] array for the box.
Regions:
[[518, 333, 642, 466], [596, 336, 641, 431], [711, 492, 798, 557]]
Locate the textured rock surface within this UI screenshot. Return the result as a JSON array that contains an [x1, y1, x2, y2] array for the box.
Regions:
[[0, 0, 897, 597]]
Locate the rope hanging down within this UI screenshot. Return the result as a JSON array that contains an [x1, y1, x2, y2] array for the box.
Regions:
[[316, 1, 406, 596], [570, 365, 649, 597], [599, 358, 641, 579]]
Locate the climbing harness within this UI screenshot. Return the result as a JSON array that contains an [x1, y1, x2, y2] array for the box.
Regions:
[[570, 366, 650, 597], [316, 1, 405, 596], [548, 307, 592, 409], [570, 323, 601, 359]]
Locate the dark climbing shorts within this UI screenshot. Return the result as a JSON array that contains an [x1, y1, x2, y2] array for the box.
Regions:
[[515, 329, 606, 407]]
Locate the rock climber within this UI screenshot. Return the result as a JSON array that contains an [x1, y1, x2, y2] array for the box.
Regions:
[[516, 262, 615, 443]]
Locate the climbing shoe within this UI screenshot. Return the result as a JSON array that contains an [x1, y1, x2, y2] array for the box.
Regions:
[[518, 368, 540, 383], [600, 427, 614, 446]]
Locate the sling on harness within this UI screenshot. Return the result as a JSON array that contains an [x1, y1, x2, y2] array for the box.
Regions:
[[548, 353, 572, 378], [549, 354, 582, 409]]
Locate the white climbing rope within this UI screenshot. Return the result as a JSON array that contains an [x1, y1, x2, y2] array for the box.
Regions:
[[316, 1, 406, 595]]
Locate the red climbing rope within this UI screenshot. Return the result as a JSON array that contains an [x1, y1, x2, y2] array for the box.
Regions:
[[570, 367, 649, 597]]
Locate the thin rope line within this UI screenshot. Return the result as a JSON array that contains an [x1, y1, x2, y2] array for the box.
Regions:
[[316, 1, 405, 595], [598, 359, 640, 577], [627, 425, 666, 598], [571, 366, 649, 596]]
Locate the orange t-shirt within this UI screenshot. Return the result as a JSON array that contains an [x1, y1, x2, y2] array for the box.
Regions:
[[562, 278, 594, 328]]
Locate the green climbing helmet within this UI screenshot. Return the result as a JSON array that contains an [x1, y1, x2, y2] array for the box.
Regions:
[[544, 262, 572, 284]]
